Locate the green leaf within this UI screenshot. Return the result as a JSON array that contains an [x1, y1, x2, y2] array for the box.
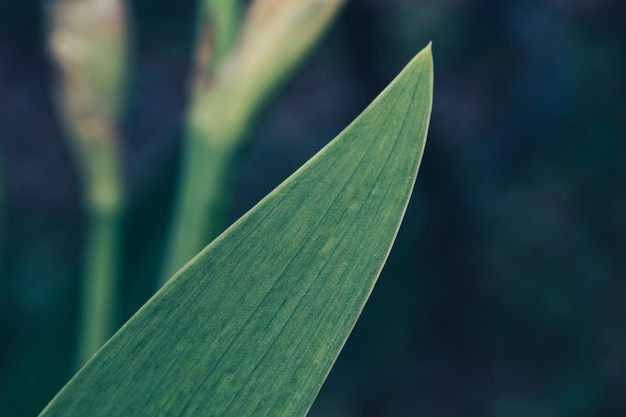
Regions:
[[40, 43, 433, 417]]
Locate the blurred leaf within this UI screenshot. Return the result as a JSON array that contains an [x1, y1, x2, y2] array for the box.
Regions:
[[46, 0, 129, 367], [40, 44, 433, 417], [161, 0, 348, 283], [195, 0, 241, 70], [190, 0, 347, 139], [47, 0, 128, 210]]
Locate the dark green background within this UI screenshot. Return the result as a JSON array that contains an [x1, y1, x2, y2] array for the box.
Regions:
[[1, 0, 624, 416]]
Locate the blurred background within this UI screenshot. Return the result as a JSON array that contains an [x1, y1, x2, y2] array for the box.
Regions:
[[1, 0, 625, 416]]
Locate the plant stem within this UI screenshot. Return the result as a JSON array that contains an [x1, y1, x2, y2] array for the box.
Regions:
[[200, 0, 241, 69], [160, 135, 240, 282], [46, 0, 129, 368], [158, 1, 242, 284], [73, 143, 124, 370], [76, 209, 121, 367], [158, 81, 248, 283], [158, 0, 346, 287]]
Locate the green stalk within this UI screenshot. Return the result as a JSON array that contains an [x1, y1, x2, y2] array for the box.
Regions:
[[46, 0, 129, 368], [72, 141, 125, 370], [161, 137, 241, 281], [201, 0, 241, 69], [76, 208, 121, 366], [159, 0, 346, 286], [73, 141, 124, 368]]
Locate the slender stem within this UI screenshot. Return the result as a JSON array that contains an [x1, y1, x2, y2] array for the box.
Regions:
[[45, 0, 129, 368], [201, 0, 241, 69], [158, 1, 242, 285], [159, 132, 241, 284], [73, 140, 124, 370], [75, 209, 121, 368], [157, 0, 346, 287]]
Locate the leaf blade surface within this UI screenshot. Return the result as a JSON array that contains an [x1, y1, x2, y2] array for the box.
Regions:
[[40, 43, 433, 417]]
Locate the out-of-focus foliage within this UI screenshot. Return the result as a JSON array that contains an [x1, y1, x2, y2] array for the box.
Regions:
[[160, 0, 346, 284], [47, 0, 130, 368], [1, 0, 625, 416], [47, 0, 127, 213]]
